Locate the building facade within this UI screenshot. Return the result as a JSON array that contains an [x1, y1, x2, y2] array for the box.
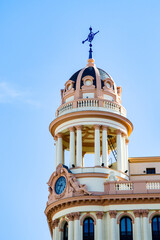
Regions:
[[45, 56, 160, 240]]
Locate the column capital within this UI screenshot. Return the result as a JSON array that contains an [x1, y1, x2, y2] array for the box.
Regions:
[[125, 139, 129, 144], [67, 213, 74, 221], [109, 210, 117, 218], [54, 135, 58, 141], [121, 132, 126, 137], [133, 210, 141, 218], [74, 212, 81, 220], [51, 221, 55, 229], [96, 211, 104, 219], [52, 219, 59, 228], [69, 127, 75, 132], [102, 125, 108, 130], [142, 210, 149, 217], [57, 133, 63, 138], [94, 125, 101, 129], [116, 129, 122, 135], [75, 125, 82, 130]]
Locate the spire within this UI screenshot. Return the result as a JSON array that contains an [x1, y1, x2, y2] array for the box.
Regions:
[[82, 27, 99, 59]]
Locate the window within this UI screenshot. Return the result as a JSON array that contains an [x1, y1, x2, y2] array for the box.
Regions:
[[83, 217, 94, 240], [146, 168, 156, 174], [152, 216, 160, 240], [120, 217, 133, 240], [63, 222, 68, 240]]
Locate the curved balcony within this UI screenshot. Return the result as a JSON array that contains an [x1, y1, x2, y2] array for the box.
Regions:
[[56, 98, 127, 118]]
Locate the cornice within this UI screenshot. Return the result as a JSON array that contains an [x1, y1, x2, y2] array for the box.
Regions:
[[129, 157, 160, 163], [49, 110, 133, 137]]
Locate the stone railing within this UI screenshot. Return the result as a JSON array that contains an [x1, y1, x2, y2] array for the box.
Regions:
[[115, 182, 133, 191], [104, 180, 160, 195], [56, 98, 127, 117], [146, 182, 160, 190]]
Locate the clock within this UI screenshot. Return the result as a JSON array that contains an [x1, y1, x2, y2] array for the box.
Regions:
[[55, 176, 66, 195]]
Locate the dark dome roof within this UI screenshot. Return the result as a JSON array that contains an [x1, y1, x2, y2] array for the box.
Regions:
[[69, 66, 111, 89]]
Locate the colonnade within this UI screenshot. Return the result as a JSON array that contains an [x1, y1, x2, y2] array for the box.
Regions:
[[51, 209, 151, 240], [54, 125, 129, 173]]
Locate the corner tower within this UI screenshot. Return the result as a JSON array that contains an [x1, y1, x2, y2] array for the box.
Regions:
[[45, 49, 134, 238]]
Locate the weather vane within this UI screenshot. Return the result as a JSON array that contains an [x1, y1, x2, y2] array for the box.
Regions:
[[82, 27, 99, 59]]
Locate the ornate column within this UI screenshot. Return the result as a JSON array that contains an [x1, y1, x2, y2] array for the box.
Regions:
[[54, 136, 58, 168], [109, 210, 117, 240], [52, 219, 59, 240], [67, 213, 74, 240], [133, 210, 142, 240], [94, 125, 100, 166], [57, 133, 63, 165], [76, 126, 82, 167], [125, 139, 129, 174], [96, 211, 104, 239], [102, 126, 108, 167], [69, 127, 75, 168], [74, 212, 81, 240], [116, 130, 122, 171], [51, 221, 55, 240], [142, 210, 149, 240]]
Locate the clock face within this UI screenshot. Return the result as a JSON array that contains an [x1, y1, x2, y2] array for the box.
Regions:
[[55, 176, 66, 195]]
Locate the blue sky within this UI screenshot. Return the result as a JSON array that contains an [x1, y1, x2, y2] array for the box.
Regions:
[[0, 1, 160, 239]]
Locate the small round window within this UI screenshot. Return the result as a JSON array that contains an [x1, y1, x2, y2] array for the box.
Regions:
[[67, 84, 72, 90], [85, 79, 92, 86], [106, 82, 111, 88]]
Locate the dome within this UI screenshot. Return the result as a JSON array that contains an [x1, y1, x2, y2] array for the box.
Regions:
[[69, 66, 112, 90], [57, 59, 125, 118]]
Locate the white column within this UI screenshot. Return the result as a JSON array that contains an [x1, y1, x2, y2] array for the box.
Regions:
[[54, 136, 58, 169], [102, 126, 108, 167], [121, 133, 126, 172], [142, 210, 149, 240], [76, 126, 82, 167], [74, 213, 81, 240], [94, 125, 101, 166], [52, 219, 59, 240], [96, 212, 104, 239], [109, 211, 117, 240], [116, 130, 122, 171], [67, 214, 74, 240], [57, 133, 63, 165], [125, 139, 129, 174], [134, 210, 142, 240], [69, 127, 75, 168]]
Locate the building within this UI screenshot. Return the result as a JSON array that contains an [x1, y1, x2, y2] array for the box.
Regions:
[[45, 33, 160, 240]]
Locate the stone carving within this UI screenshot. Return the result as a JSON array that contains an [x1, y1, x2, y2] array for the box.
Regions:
[[47, 164, 91, 204], [107, 171, 117, 181]]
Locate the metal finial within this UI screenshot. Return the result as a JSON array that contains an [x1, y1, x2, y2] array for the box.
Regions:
[[82, 27, 99, 59]]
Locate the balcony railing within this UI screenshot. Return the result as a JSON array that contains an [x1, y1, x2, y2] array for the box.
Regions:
[[104, 180, 160, 195], [56, 98, 127, 118]]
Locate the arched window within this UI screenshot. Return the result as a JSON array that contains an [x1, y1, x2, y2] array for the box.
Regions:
[[83, 217, 94, 240], [63, 222, 68, 240], [120, 217, 133, 240], [152, 216, 160, 240]]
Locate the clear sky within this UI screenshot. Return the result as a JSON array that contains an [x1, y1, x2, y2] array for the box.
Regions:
[[1, 0, 160, 239]]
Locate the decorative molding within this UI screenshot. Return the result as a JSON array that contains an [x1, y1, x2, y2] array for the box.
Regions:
[[109, 210, 117, 218], [80, 213, 96, 225], [69, 127, 75, 132], [47, 164, 91, 204], [142, 209, 149, 218], [74, 212, 81, 220], [96, 211, 104, 219], [67, 213, 74, 221], [125, 139, 129, 144], [117, 212, 134, 224], [133, 210, 141, 218], [75, 125, 82, 130], [94, 125, 101, 129], [57, 133, 63, 138]]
